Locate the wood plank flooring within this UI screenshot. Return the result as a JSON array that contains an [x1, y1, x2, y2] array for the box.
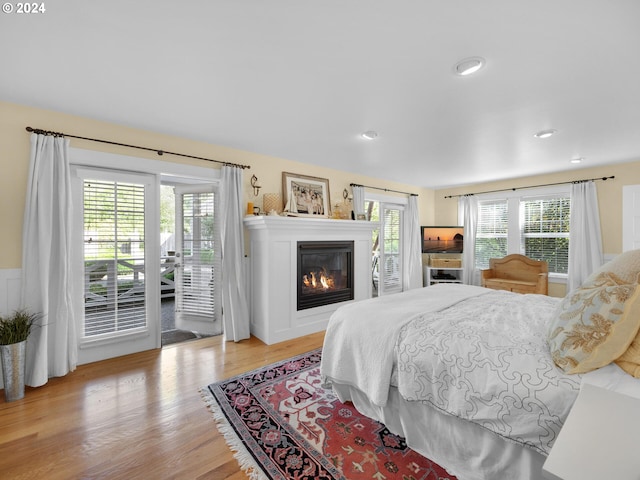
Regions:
[[0, 332, 325, 479]]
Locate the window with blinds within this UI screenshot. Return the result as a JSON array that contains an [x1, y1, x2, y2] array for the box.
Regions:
[[366, 199, 404, 296], [474, 192, 570, 274], [83, 180, 147, 337], [522, 196, 570, 274], [381, 205, 402, 294], [176, 191, 218, 318], [475, 200, 508, 270]]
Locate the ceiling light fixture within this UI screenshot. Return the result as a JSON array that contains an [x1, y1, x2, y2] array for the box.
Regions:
[[454, 57, 486, 76], [361, 130, 378, 140], [570, 157, 583, 164], [534, 129, 558, 139]]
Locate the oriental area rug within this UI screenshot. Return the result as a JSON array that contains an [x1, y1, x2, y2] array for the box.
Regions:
[[201, 348, 456, 480]]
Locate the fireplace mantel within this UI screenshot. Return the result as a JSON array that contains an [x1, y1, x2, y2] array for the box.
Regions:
[[244, 215, 375, 344], [243, 215, 377, 233]]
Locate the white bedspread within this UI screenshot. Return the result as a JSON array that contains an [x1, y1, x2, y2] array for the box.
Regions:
[[320, 284, 489, 406], [321, 283, 583, 456], [396, 289, 581, 455]]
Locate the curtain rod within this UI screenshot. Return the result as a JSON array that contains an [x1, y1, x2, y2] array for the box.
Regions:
[[350, 183, 418, 197], [443, 175, 615, 199], [25, 126, 251, 170]]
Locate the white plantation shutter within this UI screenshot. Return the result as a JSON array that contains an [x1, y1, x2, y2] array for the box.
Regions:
[[522, 196, 570, 274], [475, 200, 508, 269], [83, 179, 147, 337]]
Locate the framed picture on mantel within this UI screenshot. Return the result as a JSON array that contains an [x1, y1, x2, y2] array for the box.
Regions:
[[282, 172, 331, 218]]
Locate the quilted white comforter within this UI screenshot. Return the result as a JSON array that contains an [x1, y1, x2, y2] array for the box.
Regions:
[[321, 284, 582, 456]]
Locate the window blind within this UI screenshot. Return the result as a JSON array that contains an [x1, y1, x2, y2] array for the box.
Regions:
[[475, 200, 508, 269], [522, 196, 570, 274], [83, 180, 147, 337], [382, 205, 402, 293], [177, 191, 219, 317], [474, 193, 570, 274]]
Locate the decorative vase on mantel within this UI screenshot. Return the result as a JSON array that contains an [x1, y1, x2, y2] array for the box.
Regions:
[[0, 340, 26, 402]]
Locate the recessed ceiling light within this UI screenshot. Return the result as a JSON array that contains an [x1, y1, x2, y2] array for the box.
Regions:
[[570, 157, 583, 164], [454, 57, 485, 76], [361, 130, 378, 140], [533, 129, 558, 139]]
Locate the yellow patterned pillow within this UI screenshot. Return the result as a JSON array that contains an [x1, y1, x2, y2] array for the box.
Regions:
[[615, 332, 640, 377], [548, 271, 640, 374], [583, 249, 640, 285]]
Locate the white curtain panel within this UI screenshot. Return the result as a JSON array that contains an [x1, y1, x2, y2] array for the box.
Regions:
[[402, 195, 423, 290], [460, 195, 479, 285], [20, 134, 77, 387], [220, 166, 250, 342], [568, 181, 603, 292], [352, 185, 365, 217]]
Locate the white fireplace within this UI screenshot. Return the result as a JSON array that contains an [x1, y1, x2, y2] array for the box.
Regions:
[[244, 215, 375, 344]]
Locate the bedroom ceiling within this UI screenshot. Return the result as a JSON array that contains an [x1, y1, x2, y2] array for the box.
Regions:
[[2, 1, 640, 189]]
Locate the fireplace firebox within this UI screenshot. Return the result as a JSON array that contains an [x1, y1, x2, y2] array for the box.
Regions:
[[297, 241, 354, 310]]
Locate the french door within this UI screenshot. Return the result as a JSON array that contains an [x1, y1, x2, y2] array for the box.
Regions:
[[367, 199, 404, 296], [379, 203, 404, 295], [72, 167, 160, 365], [173, 185, 222, 335]]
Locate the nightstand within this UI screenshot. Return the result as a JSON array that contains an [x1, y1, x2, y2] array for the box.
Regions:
[[542, 383, 640, 480]]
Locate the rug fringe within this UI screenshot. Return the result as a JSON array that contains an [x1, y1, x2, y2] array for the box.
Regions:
[[200, 387, 270, 480]]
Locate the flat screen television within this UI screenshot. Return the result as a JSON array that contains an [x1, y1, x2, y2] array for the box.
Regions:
[[421, 226, 464, 253]]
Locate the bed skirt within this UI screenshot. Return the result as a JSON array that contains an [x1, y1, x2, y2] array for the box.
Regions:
[[331, 382, 547, 480]]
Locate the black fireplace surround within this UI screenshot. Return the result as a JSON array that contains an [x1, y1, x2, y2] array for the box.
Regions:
[[297, 240, 354, 310]]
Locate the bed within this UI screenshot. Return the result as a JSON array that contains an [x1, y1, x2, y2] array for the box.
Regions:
[[320, 251, 640, 480]]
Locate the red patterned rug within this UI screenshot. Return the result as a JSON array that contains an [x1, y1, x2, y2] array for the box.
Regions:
[[201, 349, 456, 480]]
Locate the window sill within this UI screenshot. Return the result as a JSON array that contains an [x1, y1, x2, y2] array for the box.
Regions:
[[549, 273, 568, 285]]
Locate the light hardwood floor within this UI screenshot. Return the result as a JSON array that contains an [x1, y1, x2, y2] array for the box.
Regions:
[[0, 332, 325, 479]]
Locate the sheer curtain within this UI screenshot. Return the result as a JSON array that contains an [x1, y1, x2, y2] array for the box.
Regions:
[[568, 181, 603, 291], [220, 165, 250, 342], [352, 185, 365, 218], [459, 195, 479, 285], [402, 195, 423, 290], [21, 133, 77, 387]]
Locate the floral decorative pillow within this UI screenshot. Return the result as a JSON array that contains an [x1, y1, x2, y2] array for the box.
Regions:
[[548, 271, 640, 374]]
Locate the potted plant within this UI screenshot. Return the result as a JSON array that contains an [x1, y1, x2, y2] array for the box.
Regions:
[[0, 309, 39, 402]]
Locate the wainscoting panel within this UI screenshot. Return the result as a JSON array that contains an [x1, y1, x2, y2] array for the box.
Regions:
[[0, 269, 22, 315]]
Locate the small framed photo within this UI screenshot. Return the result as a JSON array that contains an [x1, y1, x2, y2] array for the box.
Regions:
[[356, 213, 367, 221], [282, 172, 331, 218]]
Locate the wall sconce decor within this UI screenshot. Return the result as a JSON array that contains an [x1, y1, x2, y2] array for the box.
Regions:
[[250, 174, 262, 196]]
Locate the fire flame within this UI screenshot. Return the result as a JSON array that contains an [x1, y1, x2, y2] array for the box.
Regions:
[[302, 270, 334, 291]]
